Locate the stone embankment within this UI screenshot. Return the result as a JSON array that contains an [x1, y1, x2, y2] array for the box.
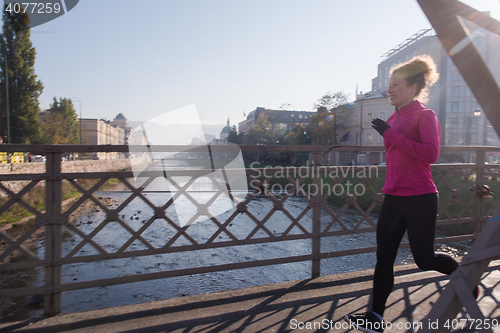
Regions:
[[0, 159, 132, 197], [0, 158, 132, 175]]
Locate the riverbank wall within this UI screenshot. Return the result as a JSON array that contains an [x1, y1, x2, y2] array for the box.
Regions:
[[0, 159, 132, 197], [0, 159, 132, 175]]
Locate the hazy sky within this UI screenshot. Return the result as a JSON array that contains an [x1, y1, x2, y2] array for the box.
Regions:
[[30, 0, 500, 127]]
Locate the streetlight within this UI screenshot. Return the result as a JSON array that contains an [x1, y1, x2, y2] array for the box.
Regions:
[[70, 97, 82, 145], [465, 107, 481, 162], [4, 49, 8, 144], [0, 34, 10, 144]]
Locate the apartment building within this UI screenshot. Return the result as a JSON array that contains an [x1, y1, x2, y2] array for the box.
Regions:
[[338, 92, 391, 165], [338, 20, 500, 165], [238, 107, 315, 134], [371, 23, 500, 149], [81, 119, 125, 159]]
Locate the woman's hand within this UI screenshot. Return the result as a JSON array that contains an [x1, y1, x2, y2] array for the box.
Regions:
[[372, 118, 391, 136]]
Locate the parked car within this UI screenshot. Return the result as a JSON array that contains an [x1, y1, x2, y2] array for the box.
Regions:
[[32, 155, 46, 162]]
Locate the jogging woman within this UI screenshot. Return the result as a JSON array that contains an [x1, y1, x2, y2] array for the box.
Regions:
[[345, 55, 466, 333]]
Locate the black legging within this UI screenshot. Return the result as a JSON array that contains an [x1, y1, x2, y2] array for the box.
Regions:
[[371, 193, 459, 316]]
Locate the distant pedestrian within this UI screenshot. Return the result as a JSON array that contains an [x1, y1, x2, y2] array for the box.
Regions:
[[344, 55, 476, 333]]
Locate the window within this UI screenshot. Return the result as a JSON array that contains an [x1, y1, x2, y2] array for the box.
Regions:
[[446, 103, 452, 113], [465, 86, 472, 97], [379, 112, 386, 121], [458, 117, 465, 129], [355, 115, 358, 124], [397, 58, 401, 64], [447, 70, 454, 82], [366, 132, 373, 144], [465, 101, 471, 113], [451, 117, 459, 129], [405, 54, 409, 61], [413, 49, 417, 56], [299, 114, 302, 119], [452, 86, 459, 97], [471, 133, 477, 144], [367, 112, 373, 122], [452, 102, 459, 112]]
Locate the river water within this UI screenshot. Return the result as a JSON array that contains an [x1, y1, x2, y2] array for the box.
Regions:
[[29, 162, 470, 314]]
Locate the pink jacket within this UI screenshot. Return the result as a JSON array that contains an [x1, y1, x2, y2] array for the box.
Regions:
[[382, 100, 440, 196]]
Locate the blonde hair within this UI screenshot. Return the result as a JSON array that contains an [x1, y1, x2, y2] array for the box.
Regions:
[[390, 55, 439, 104]]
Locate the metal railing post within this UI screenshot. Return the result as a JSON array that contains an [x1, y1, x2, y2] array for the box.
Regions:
[[311, 150, 323, 278], [44, 151, 63, 316], [475, 150, 486, 235]]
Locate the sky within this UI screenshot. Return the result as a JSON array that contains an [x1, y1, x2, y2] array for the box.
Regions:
[[29, 0, 500, 129]]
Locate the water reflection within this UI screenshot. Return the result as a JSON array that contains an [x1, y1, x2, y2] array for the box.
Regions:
[[57, 188, 413, 314]]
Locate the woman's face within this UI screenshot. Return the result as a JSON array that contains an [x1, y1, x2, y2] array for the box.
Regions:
[[387, 74, 418, 109]]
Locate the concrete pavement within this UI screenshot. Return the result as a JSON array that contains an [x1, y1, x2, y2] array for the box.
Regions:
[[0, 259, 499, 333]]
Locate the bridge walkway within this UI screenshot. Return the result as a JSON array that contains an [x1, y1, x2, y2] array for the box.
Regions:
[[1, 259, 499, 333]]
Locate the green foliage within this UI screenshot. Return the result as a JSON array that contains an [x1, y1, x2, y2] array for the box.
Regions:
[[227, 127, 244, 145], [0, 178, 122, 227], [0, 6, 44, 143], [284, 91, 349, 146], [0, 185, 45, 227], [312, 91, 349, 145], [42, 97, 80, 144], [284, 124, 312, 145], [243, 112, 281, 145]]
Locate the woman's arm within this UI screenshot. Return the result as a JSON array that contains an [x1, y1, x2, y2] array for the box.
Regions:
[[383, 113, 441, 163]]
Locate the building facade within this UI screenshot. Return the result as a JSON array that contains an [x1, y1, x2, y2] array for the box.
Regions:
[[81, 119, 125, 159], [113, 113, 133, 146], [238, 107, 315, 134], [220, 118, 232, 142], [370, 23, 500, 152], [337, 92, 391, 165]]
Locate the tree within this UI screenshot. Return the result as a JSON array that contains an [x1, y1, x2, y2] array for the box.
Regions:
[[227, 125, 244, 145], [42, 97, 80, 144], [285, 123, 313, 145], [0, 7, 43, 143], [41, 112, 69, 144], [313, 91, 349, 145], [243, 113, 278, 145]]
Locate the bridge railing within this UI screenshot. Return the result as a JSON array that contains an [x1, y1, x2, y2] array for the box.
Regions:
[[0, 144, 498, 316]]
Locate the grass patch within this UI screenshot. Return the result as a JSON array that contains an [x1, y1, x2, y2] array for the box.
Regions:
[[0, 186, 45, 228], [248, 165, 498, 237], [0, 178, 121, 228]]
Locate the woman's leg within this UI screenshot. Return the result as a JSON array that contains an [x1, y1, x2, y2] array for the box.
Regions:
[[372, 195, 407, 316], [405, 193, 459, 274]]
